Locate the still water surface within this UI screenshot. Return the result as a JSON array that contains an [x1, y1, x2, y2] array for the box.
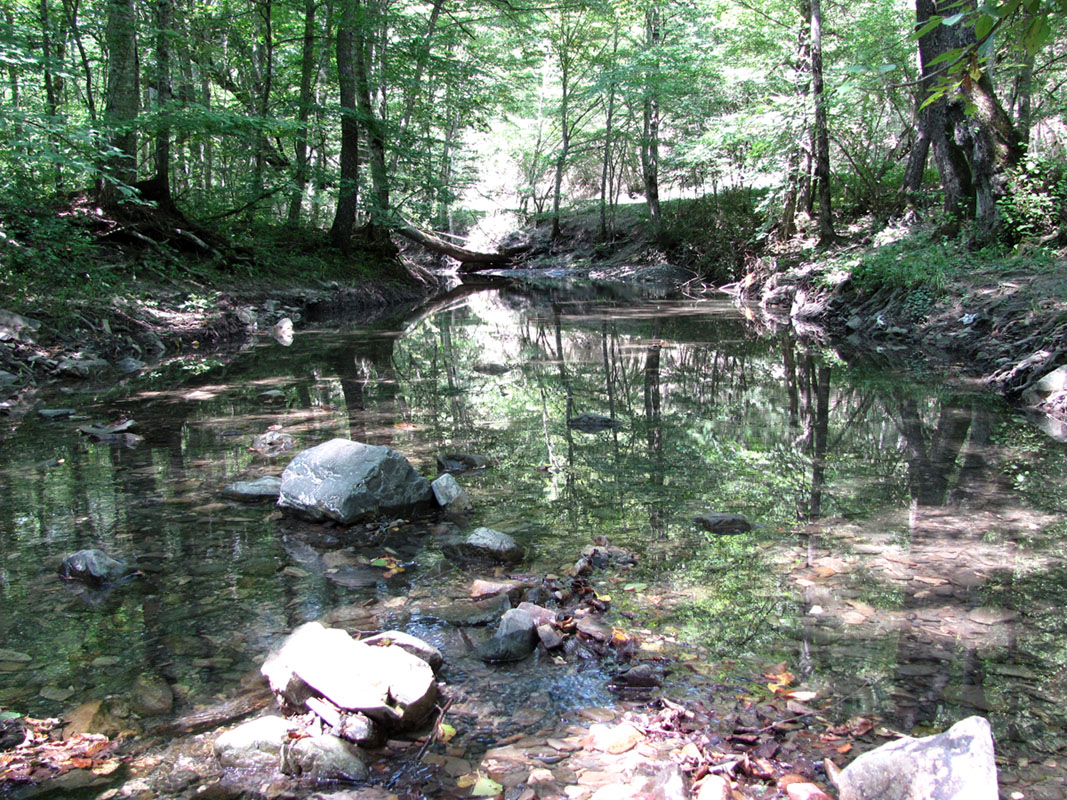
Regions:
[[1, 279, 1066, 793]]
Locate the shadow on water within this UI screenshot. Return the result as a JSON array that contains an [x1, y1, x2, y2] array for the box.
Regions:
[[1, 276, 1066, 796]]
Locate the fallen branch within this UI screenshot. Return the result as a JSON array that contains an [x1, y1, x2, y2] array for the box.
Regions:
[[395, 225, 511, 271]]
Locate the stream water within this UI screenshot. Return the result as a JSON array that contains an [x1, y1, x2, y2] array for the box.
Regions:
[[1, 277, 1066, 798]]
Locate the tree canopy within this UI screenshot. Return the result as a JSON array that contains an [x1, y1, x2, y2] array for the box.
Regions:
[[0, 0, 1064, 265]]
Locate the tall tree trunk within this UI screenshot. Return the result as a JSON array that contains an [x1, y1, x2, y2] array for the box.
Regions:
[[1012, 53, 1033, 148], [641, 6, 661, 225], [251, 0, 273, 195], [287, 0, 317, 225], [810, 0, 835, 245], [355, 0, 389, 228], [102, 0, 139, 197], [39, 0, 62, 185], [151, 0, 174, 207], [330, 0, 359, 250]]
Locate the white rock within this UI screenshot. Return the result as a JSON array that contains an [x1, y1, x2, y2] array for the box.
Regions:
[[836, 716, 997, 800]]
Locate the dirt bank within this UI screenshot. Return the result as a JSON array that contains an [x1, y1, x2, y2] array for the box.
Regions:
[[734, 233, 1067, 428], [0, 280, 433, 418]]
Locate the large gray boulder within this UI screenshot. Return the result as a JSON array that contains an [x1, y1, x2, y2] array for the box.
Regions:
[[835, 716, 997, 800], [261, 622, 437, 729], [278, 439, 432, 524]]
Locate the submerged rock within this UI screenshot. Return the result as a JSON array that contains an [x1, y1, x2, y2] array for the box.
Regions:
[[440, 526, 523, 564], [131, 673, 174, 716], [693, 512, 752, 534], [835, 715, 997, 800], [413, 593, 512, 626], [261, 621, 437, 729], [58, 549, 135, 585], [221, 476, 282, 503], [436, 453, 489, 473], [251, 429, 296, 457], [278, 439, 432, 525], [567, 413, 623, 432]]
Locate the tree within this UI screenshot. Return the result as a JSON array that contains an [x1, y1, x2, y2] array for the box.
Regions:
[[102, 0, 140, 198]]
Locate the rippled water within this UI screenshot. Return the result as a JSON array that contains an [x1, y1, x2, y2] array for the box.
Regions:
[[1, 278, 1066, 795]]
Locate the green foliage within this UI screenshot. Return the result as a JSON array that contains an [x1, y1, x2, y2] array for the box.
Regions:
[[658, 192, 764, 283], [998, 155, 1067, 241]]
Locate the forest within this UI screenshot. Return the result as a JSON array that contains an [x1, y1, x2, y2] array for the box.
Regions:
[[0, 0, 1065, 292]]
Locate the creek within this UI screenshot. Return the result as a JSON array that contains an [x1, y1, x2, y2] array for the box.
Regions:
[[1, 276, 1066, 799]]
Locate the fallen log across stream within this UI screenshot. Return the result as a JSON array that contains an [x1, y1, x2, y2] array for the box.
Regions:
[[395, 225, 515, 272]]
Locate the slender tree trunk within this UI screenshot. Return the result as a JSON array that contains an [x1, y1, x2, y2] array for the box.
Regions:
[[599, 26, 618, 241], [287, 0, 317, 225], [3, 4, 22, 149], [102, 0, 139, 197], [390, 0, 443, 173], [330, 0, 359, 250], [550, 51, 569, 241], [1012, 53, 1033, 148], [641, 6, 661, 224], [780, 0, 810, 240], [62, 0, 95, 122], [810, 0, 835, 244]]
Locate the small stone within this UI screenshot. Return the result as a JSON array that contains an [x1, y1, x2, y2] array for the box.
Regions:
[[39, 686, 75, 702], [537, 624, 564, 649], [431, 473, 472, 512], [440, 527, 523, 564], [584, 722, 645, 754], [280, 734, 368, 781], [63, 700, 123, 739], [215, 716, 291, 769], [695, 776, 732, 800], [114, 357, 146, 374]]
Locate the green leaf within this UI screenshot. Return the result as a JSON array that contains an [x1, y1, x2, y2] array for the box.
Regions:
[[1023, 16, 1052, 54], [914, 16, 944, 38], [942, 12, 966, 25], [471, 776, 504, 796], [928, 48, 964, 67], [974, 14, 995, 39], [0, 711, 21, 721], [919, 88, 947, 110]]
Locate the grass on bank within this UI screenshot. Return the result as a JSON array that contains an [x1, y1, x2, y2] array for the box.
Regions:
[[0, 196, 389, 317]]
